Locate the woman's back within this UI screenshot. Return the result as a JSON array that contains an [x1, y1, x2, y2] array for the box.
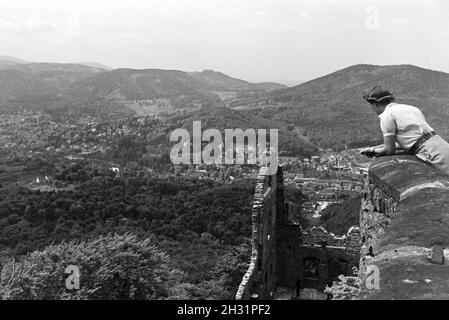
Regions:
[[379, 102, 434, 151]]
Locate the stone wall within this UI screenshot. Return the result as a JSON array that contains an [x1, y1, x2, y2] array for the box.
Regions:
[[277, 224, 360, 291], [237, 165, 361, 299], [359, 155, 449, 299], [235, 166, 284, 300], [300, 226, 360, 251]]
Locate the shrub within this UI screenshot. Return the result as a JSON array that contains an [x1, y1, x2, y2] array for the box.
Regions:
[[0, 233, 184, 300], [324, 267, 361, 300]]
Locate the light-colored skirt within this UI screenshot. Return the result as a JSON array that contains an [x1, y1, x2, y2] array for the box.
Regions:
[[415, 135, 449, 176]]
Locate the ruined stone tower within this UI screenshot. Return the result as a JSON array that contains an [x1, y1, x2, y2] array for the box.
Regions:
[[236, 166, 360, 300]]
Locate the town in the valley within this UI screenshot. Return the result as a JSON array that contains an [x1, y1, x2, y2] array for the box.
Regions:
[[0, 110, 368, 234]]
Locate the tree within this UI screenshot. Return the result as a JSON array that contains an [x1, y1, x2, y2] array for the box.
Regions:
[[0, 233, 185, 300]]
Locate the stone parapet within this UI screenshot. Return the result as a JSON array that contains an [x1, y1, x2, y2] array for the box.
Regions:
[[359, 155, 449, 299]]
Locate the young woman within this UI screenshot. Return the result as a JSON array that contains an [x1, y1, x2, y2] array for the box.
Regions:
[[359, 86, 449, 175]]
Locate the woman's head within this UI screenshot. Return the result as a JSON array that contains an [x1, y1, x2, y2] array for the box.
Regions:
[[363, 86, 395, 114]]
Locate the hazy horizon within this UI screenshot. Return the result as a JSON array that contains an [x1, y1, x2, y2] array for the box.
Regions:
[[1, 0, 449, 85]]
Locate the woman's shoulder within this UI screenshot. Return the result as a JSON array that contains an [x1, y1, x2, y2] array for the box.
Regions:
[[389, 102, 421, 113]]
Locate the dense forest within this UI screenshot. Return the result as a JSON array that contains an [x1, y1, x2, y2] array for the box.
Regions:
[[0, 175, 260, 298], [0, 171, 308, 299], [0, 232, 254, 300], [0, 162, 310, 300]]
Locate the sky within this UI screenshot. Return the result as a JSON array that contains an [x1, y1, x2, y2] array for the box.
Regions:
[[0, 0, 448, 85]]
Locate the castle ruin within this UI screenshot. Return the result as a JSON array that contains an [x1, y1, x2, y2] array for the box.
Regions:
[[238, 154, 449, 300], [236, 166, 360, 300]]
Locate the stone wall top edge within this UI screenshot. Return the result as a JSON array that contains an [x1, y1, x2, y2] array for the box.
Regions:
[[369, 155, 449, 202]]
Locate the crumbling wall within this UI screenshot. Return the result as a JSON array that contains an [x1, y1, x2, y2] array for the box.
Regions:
[[235, 166, 283, 300], [237, 165, 361, 299], [301, 226, 360, 251], [276, 224, 360, 291], [359, 155, 449, 299]]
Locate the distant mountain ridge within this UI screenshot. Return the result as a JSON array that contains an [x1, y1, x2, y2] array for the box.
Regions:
[[189, 69, 286, 92], [0, 55, 29, 64], [78, 62, 112, 70], [66, 68, 220, 110], [0, 63, 106, 103], [270, 64, 449, 101], [10, 62, 106, 74], [2, 56, 449, 152], [0, 56, 286, 114], [0, 55, 111, 71], [0, 55, 29, 70]]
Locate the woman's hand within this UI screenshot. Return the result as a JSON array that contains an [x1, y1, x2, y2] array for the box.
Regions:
[[360, 136, 397, 158], [359, 147, 376, 158]]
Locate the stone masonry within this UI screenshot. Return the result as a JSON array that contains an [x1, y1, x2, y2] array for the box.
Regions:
[[359, 155, 449, 299], [236, 166, 360, 299]]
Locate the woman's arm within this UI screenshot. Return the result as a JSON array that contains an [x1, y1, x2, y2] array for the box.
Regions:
[[360, 136, 397, 157], [372, 135, 396, 156]]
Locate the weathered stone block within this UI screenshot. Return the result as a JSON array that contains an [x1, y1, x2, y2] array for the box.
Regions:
[[431, 245, 445, 265], [360, 155, 449, 300]]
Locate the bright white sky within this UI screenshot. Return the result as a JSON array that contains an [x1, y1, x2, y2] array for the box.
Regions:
[[0, 0, 448, 85]]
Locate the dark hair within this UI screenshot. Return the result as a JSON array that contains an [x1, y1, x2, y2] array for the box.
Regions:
[[363, 86, 395, 105], [374, 96, 395, 105]]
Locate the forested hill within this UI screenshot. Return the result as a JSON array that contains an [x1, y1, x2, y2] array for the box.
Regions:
[[65, 68, 220, 106], [164, 107, 317, 157], [3, 58, 449, 152], [0, 63, 104, 103], [0, 56, 286, 116], [249, 64, 449, 149], [189, 69, 286, 92]]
